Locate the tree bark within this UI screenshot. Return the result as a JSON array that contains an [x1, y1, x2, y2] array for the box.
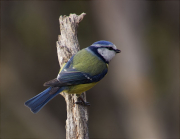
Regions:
[[56, 13, 89, 139]]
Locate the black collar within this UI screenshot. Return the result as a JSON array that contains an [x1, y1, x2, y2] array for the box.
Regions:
[[87, 46, 109, 64]]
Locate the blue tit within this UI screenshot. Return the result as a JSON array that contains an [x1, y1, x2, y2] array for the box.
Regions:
[[25, 40, 121, 113]]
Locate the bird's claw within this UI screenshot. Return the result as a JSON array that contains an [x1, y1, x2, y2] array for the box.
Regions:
[[75, 101, 91, 106]]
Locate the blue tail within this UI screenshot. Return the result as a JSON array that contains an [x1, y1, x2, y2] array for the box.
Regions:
[[25, 87, 64, 113]]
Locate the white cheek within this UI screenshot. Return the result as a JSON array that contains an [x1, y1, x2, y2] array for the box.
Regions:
[[98, 48, 116, 62], [107, 51, 116, 61]]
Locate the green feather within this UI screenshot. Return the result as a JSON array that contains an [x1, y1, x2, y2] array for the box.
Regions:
[[73, 49, 107, 76]]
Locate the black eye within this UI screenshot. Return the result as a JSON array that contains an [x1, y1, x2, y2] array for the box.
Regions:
[[108, 47, 114, 50]]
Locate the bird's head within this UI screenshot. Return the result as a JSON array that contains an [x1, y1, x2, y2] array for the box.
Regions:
[[90, 40, 121, 63]]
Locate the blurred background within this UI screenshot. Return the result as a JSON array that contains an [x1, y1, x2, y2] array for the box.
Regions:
[[1, 1, 179, 139]]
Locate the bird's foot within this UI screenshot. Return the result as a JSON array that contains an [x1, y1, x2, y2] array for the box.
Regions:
[[75, 96, 91, 106], [75, 101, 91, 106]]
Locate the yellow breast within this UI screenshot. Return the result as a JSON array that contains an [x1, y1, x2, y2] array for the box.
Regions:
[[63, 82, 98, 95]]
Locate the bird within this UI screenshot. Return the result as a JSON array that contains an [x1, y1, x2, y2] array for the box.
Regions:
[[25, 40, 121, 113]]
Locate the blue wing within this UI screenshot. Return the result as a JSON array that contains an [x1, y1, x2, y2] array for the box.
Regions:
[[57, 68, 107, 86], [45, 51, 108, 87], [56, 52, 108, 86]]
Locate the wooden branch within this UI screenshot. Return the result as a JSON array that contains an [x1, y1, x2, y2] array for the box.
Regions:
[[56, 13, 89, 139]]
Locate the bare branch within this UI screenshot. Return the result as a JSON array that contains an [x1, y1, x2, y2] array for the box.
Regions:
[[56, 13, 89, 139]]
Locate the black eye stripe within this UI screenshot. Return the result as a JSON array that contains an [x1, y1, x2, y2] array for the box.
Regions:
[[100, 46, 114, 50], [108, 47, 114, 50]]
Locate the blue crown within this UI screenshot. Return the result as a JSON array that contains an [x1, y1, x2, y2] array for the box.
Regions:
[[92, 40, 114, 46]]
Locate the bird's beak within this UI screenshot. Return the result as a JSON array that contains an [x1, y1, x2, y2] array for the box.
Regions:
[[115, 49, 121, 53]]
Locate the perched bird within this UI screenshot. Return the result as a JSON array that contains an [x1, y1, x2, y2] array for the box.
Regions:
[[25, 40, 120, 113]]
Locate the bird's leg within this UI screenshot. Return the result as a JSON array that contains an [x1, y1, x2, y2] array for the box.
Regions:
[[75, 96, 90, 106]]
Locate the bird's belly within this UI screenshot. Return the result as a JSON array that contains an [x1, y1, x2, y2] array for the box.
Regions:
[[62, 82, 98, 95]]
